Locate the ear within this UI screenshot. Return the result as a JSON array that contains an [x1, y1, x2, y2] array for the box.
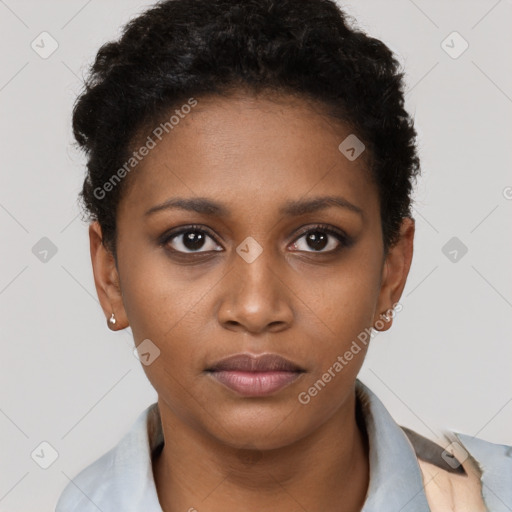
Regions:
[[372, 217, 415, 332], [89, 221, 129, 330]]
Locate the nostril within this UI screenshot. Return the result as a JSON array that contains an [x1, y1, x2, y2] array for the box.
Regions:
[[268, 321, 286, 331]]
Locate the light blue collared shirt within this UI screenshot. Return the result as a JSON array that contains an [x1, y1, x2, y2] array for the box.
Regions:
[[55, 379, 512, 511]]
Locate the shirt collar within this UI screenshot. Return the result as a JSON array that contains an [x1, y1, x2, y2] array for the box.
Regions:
[[58, 378, 431, 511], [355, 379, 430, 511]]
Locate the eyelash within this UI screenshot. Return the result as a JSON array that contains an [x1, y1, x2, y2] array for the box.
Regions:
[[292, 224, 353, 253], [159, 223, 353, 255]]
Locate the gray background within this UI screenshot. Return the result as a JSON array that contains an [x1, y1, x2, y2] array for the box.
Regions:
[[1, 0, 511, 510]]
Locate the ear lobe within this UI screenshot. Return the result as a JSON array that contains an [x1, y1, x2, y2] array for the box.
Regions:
[[89, 222, 129, 330], [373, 217, 415, 331]]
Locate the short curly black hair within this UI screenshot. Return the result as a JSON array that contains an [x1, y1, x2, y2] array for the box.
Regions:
[[72, 0, 420, 261]]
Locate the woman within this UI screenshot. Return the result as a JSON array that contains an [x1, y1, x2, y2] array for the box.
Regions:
[[55, 0, 511, 510]]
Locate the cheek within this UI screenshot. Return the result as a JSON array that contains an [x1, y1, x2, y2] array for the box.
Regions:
[[291, 271, 379, 420], [116, 252, 206, 393], [290, 254, 383, 415], [120, 266, 206, 417], [295, 250, 382, 347], [118, 245, 205, 340]]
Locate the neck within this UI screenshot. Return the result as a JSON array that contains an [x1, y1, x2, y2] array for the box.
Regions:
[[152, 389, 369, 512]]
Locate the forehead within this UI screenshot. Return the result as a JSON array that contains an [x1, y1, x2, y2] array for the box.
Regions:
[[118, 93, 377, 221]]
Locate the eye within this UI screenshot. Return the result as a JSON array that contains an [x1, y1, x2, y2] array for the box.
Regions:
[[289, 224, 352, 253], [160, 225, 223, 254]]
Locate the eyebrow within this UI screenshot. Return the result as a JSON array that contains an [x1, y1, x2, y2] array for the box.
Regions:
[[144, 195, 363, 218]]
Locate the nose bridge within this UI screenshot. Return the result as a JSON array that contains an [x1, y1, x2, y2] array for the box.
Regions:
[[236, 244, 278, 298], [218, 239, 293, 332]]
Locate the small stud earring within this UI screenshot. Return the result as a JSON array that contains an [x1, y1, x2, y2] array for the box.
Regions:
[[380, 312, 391, 322], [109, 313, 116, 325]]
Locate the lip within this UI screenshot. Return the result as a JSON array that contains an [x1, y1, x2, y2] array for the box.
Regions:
[[206, 353, 305, 397]]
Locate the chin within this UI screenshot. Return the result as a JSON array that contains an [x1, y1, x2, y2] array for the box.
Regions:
[[203, 406, 309, 451]]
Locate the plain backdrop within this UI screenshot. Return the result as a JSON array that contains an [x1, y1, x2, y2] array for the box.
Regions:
[[1, 0, 511, 510]]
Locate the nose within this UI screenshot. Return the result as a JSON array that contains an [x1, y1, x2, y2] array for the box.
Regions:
[[217, 249, 294, 335]]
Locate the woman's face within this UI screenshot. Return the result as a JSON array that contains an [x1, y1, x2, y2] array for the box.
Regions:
[[91, 93, 414, 450]]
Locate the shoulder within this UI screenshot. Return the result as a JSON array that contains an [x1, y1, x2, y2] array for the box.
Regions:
[[455, 431, 512, 511], [403, 426, 512, 480], [401, 425, 512, 511], [455, 431, 512, 469], [55, 403, 161, 512], [55, 446, 117, 511]]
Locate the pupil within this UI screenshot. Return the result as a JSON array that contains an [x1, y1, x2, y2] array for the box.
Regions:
[[184, 231, 205, 251], [307, 231, 327, 251]]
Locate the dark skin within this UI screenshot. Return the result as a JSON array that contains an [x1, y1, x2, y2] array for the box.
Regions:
[[89, 92, 414, 512]]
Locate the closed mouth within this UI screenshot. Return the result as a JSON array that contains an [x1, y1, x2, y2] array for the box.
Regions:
[[206, 353, 305, 373]]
